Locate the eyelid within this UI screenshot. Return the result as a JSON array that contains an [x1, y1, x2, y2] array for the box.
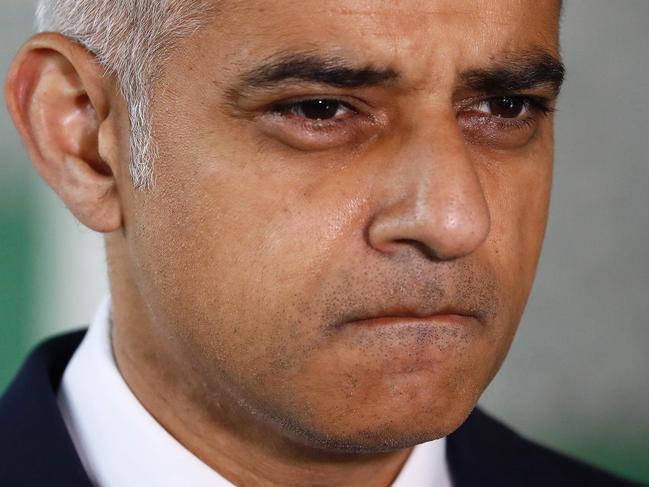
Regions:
[[254, 95, 385, 152], [269, 98, 358, 120], [461, 94, 554, 116], [473, 99, 531, 117], [261, 95, 387, 132], [255, 92, 553, 153], [268, 93, 370, 111]]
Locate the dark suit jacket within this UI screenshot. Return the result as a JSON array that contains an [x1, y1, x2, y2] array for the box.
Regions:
[[0, 331, 642, 487]]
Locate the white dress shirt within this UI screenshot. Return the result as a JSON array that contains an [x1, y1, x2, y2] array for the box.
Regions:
[[57, 296, 452, 486]]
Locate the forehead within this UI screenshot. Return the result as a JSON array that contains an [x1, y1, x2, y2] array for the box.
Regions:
[[199, 0, 561, 81]]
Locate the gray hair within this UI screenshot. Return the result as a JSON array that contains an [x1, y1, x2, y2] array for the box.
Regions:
[[35, 0, 215, 189]]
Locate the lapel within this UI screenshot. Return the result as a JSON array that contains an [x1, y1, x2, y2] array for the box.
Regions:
[[446, 406, 570, 487], [446, 406, 540, 487], [0, 330, 92, 487], [445, 405, 632, 487]]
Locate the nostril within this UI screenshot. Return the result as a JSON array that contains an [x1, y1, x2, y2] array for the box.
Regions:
[[393, 239, 448, 261]]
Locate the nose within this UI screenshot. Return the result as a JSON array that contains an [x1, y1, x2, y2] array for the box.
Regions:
[[367, 118, 490, 261]]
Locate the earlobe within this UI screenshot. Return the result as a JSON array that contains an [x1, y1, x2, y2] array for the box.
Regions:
[[4, 33, 123, 233]]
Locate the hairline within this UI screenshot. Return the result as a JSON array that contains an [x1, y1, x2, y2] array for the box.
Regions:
[[34, 0, 218, 189]]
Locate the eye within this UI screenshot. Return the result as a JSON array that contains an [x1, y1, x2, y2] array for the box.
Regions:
[[272, 99, 357, 121], [474, 96, 532, 119], [458, 95, 553, 149], [258, 97, 378, 151]]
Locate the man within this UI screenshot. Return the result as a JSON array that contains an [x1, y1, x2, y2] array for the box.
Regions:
[[0, 0, 641, 485]]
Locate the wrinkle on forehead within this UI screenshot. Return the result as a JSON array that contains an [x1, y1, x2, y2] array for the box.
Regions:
[[186, 0, 561, 99], [224, 0, 557, 25], [262, 0, 553, 24], [330, 4, 513, 22], [210, 0, 558, 46]]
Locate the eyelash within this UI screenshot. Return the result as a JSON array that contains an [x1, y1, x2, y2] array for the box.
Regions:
[[267, 98, 363, 133], [268, 95, 552, 132], [523, 96, 553, 114], [470, 95, 553, 127]]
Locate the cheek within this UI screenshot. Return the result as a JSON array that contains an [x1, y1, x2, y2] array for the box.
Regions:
[[128, 155, 354, 365], [481, 154, 553, 318]]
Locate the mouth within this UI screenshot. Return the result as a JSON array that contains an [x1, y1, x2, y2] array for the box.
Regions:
[[328, 305, 485, 367], [341, 305, 483, 328]]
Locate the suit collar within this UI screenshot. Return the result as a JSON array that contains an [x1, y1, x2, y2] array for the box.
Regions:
[[0, 330, 92, 487]]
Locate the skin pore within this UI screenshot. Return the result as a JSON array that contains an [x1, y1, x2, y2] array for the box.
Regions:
[[5, 0, 563, 485]]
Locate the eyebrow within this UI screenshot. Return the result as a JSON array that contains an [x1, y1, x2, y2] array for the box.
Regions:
[[228, 52, 399, 99], [227, 48, 565, 102], [460, 50, 566, 96]]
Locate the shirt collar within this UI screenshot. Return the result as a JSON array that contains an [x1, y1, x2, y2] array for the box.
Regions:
[[57, 296, 451, 486]]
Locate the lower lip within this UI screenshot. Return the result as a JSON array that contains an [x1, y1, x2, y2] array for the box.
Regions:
[[336, 314, 482, 370]]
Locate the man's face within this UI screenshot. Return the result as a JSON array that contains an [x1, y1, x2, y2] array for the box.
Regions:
[[117, 0, 561, 452]]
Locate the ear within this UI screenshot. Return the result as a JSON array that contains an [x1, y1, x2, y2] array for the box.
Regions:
[[4, 33, 123, 233]]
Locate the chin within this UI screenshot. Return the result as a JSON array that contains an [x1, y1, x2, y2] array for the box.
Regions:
[[273, 386, 480, 455]]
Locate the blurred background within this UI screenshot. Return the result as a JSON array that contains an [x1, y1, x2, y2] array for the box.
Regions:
[[1, 0, 647, 484]]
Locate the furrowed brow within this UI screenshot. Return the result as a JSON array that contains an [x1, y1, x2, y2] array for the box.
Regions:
[[460, 50, 566, 96], [229, 52, 399, 97]]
